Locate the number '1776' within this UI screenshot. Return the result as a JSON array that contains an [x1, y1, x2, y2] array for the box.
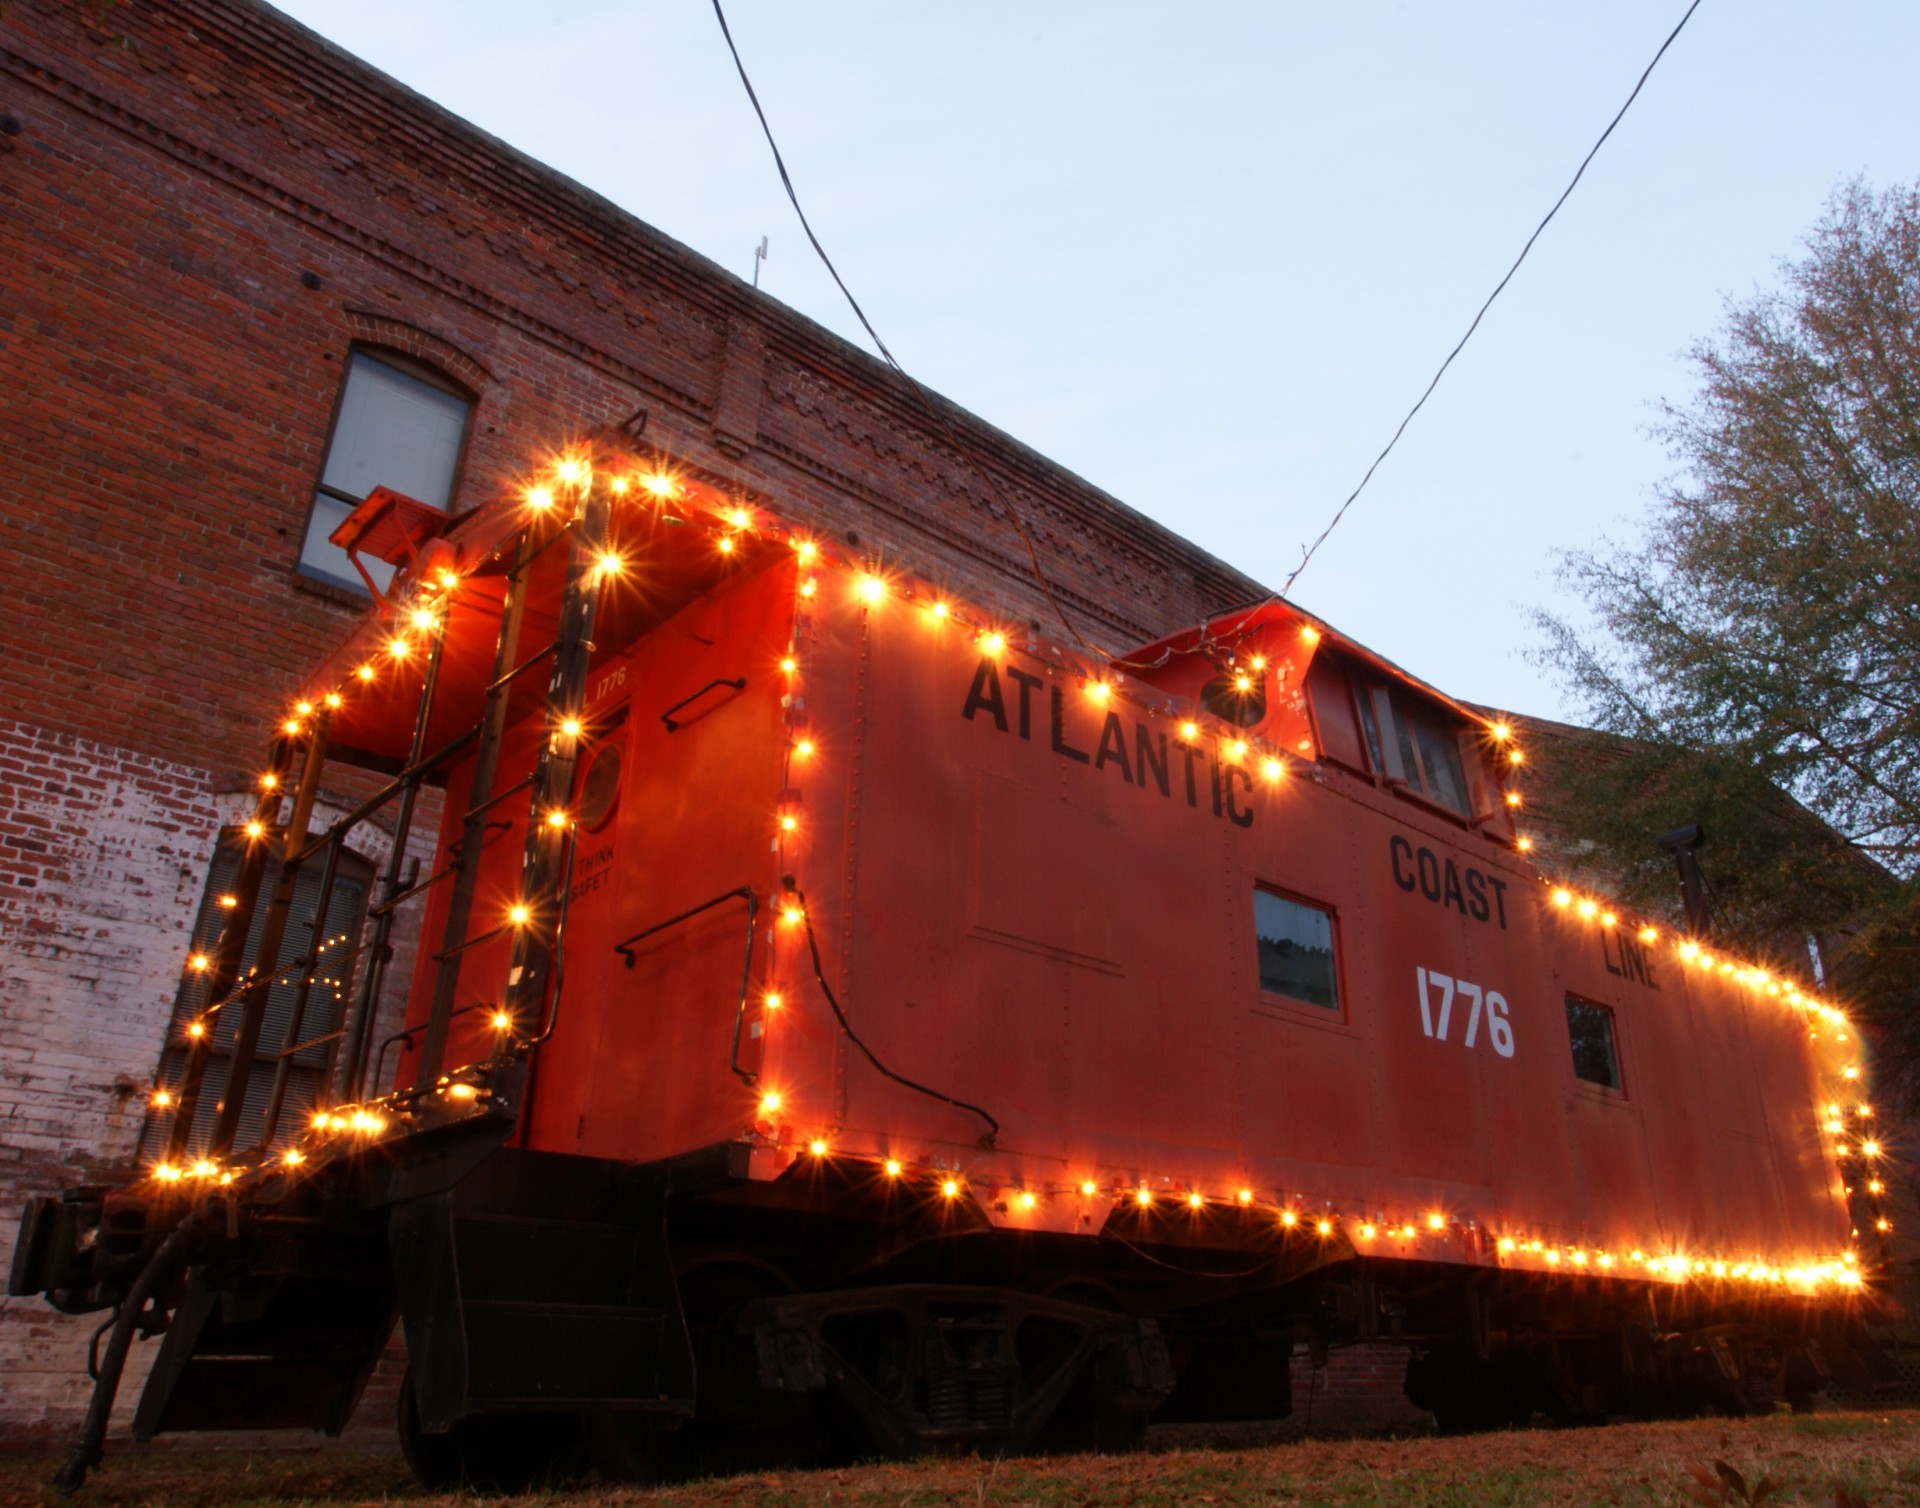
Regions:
[[1417, 966, 1515, 1058]]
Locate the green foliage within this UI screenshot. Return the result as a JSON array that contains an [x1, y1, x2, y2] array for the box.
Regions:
[[1532, 178, 1920, 1108]]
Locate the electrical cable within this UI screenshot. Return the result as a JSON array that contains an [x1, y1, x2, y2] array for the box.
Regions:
[[709, 0, 1103, 658], [787, 880, 1000, 1146], [1279, 0, 1706, 599]]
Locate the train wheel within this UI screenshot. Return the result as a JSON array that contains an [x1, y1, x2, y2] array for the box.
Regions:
[[586, 1260, 819, 1483], [398, 1366, 586, 1491], [1031, 1281, 1156, 1455]]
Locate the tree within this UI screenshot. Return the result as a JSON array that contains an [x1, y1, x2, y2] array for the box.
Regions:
[[1531, 178, 1920, 1108]]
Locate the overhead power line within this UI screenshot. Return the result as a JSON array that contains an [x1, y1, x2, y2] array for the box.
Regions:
[[1280, 0, 1705, 598], [709, 0, 1098, 654]]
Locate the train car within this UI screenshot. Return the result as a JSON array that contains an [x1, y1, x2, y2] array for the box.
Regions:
[[11, 443, 1883, 1490]]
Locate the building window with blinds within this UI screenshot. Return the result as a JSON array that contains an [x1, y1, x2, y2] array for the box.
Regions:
[[297, 349, 472, 593], [141, 830, 374, 1159]]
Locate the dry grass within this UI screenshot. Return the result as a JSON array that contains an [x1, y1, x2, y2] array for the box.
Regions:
[[3, 1411, 1918, 1507]]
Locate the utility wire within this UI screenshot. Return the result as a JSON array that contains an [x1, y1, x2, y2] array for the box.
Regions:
[[1279, 0, 1705, 599], [709, 0, 1100, 655]]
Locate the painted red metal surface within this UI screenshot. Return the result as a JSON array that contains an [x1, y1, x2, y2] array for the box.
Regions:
[[384, 518, 1850, 1278]]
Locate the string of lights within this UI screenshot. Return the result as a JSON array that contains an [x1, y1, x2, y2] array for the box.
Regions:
[[135, 439, 1874, 1300]]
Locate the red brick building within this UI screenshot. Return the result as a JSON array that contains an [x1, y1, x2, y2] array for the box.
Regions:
[[5, 0, 1431, 1440]]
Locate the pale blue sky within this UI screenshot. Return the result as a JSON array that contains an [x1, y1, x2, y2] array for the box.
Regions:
[[274, 0, 1918, 718]]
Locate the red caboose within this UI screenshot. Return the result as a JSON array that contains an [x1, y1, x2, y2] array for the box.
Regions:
[[12, 449, 1879, 1488]]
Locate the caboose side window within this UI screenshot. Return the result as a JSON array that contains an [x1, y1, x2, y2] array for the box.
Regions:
[[297, 350, 473, 593], [1564, 995, 1623, 1091], [1357, 681, 1472, 818], [1252, 889, 1340, 1012]]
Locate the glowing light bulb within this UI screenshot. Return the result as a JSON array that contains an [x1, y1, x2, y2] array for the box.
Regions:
[[1016, 1190, 1035, 1210], [779, 814, 798, 833], [781, 905, 805, 926], [1490, 722, 1511, 742], [1316, 1219, 1333, 1236], [1600, 912, 1617, 928], [526, 486, 554, 510], [1186, 1191, 1205, 1210], [643, 473, 675, 498], [1233, 674, 1252, 692], [1544, 1249, 1560, 1266], [446, 1083, 478, 1102], [1358, 1223, 1377, 1240], [717, 537, 735, 555], [764, 992, 783, 1010], [884, 1159, 903, 1178], [151, 1089, 172, 1108], [1281, 1210, 1298, 1228], [282, 1149, 305, 1166], [188, 953, 211, 972], [1300, 626, 1321, 645], [356, 663, 376, 682], [795, 540, 818, 562], [153, 1163, 182, 1183], [1843, 1066, 1861, 1080], [559, 717, 583, 738], [1638, 926, 1658, 943], [1237, 1188, 1254, 1205], [491, 1011, 512, 1032], [931, 600, 949, 619], [294, 701, 314, 718], [1869, 1179, 1885, 1195], [809, 1138, 829, 1156], [283, 719, 302, 736], [388, 637, 410, 659], [1597, 1253, 1614, 1269], [1577, 898, 1598, 919], [219, 894, 237, 908], [260, 772, 280, 791], [556, 458, 586, 485], [1087, 681, 1111, 703], [758, 1091, 782, 1116], [794, 739, 815, 759], [859, 576, 886, 603], [980, 631, 1006, 654], [597, 552, 623, 575], [1080, 1180, 1099, 1197], [1135, 1187, 1154, 1207], [324, 691, 342, 709], [1179, 720, 1200, 741], [191, 1159, 215, 1178], [728, 507, 752, 530], [411, 608, 436, 631], [1250, 655, 1267, 672], [187, 1020, 206, 1039], [1426, 1212, 1445, 1231], [1497, 1237, 1516, 1254], [1261, 758, 1284, 782], [1508, 749, 1525, 766], [1551, 888, 1573, 909], [799, 579, 817, 598], [545, 809, 568, 829], [1516, 836, 1533, 852], [1505, 791, 1523, 808], [780, 656, 798, 674], [508, 904, 531, 925], [1862, 1140, 1882, 1157]]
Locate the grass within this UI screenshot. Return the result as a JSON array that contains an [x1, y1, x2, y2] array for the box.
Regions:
[[3, 1410, 1918, 1507]]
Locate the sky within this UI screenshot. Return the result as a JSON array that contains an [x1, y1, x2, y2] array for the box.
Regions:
[[273, 0, 1919, 718]]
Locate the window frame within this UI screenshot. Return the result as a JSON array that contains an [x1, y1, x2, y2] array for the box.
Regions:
[[1563, 992, 1627, 1097], [140, 827, 376, 1160], [295, 345, 476, 595], [1249, 883, 1349, 1027]]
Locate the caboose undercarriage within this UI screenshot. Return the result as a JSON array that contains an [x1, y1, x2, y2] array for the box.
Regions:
[[14, 1093, 1862, 1492]]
